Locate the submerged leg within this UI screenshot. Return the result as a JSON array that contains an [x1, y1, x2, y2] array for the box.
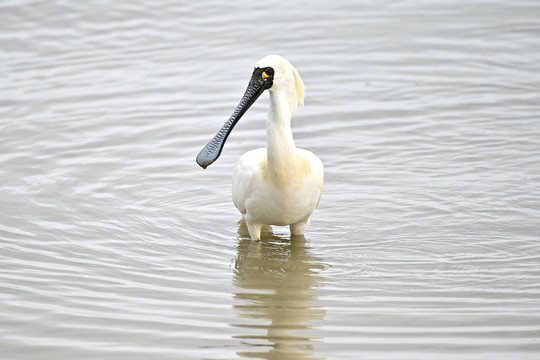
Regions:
[[246, 222, 263, 241], [290, 217, 310, 236]]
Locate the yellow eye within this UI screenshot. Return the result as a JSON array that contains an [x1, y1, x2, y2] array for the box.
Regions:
[[262, 67, 274, 79]]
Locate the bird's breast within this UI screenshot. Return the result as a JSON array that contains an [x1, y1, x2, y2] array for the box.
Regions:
[[259, 152, 313, 186]]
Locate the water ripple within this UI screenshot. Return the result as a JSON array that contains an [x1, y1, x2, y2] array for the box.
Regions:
[[1, 0, 540, 359]]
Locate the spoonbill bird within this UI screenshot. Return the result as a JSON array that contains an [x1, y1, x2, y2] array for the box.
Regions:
[[196, 55, 323, 240]]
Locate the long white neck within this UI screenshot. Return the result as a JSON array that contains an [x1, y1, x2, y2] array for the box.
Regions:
[[266, 90, 297, 178]]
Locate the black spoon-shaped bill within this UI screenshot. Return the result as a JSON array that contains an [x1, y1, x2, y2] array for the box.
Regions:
[[196, 68, 273, 169]]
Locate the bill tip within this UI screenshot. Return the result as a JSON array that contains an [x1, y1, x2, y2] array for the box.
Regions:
[[196, 157, 213, 169]]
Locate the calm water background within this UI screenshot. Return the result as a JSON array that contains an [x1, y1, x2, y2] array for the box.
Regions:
[[1, 1, 540, 359]]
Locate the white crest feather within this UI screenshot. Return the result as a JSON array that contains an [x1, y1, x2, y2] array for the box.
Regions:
[[291, 65, 305, 110]]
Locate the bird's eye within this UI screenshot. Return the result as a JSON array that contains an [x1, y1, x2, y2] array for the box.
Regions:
[[265, 68, 274, 76]]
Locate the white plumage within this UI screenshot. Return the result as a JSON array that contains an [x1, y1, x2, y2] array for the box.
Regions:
[[231, 55, 324, 240], [197, 55, 323, 240]]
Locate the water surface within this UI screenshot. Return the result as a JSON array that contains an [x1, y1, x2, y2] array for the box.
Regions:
[[1, 1, 540, 359]]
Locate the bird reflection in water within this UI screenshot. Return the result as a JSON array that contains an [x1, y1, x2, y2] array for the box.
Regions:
[[232, 222, 326, 359]]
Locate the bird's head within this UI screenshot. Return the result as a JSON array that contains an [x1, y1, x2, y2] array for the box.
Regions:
[[255, 55, 305, 111], [196, 55, 304, 169]]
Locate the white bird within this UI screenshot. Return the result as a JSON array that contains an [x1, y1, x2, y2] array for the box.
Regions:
[[197, 55, 323, 241]]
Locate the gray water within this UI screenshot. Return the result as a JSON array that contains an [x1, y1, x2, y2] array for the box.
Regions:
[[1, 1, 540, 359]]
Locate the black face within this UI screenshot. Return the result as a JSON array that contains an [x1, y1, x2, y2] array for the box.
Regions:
[[260, 66, 274, 86], [196, 66, 276, 169], [248, 66, 275, 94]]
